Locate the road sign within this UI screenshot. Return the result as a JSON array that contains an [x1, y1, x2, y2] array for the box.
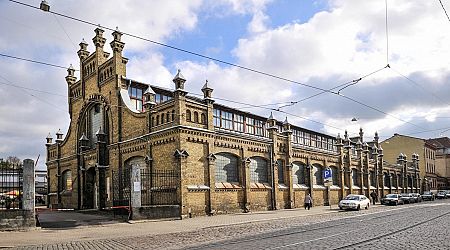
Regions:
[[324, 168, 332, 179]]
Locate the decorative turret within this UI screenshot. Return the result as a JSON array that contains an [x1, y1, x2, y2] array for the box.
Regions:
[[359, 127, 364, 142], [356, 139, 362, 150], [110, 27, 124, 54], [92, 27, 106, 49], [374, 131, 379, 145], [79, 133, 89, 151], [336, 133, 343, 145], [267, 112, 277, 130], [65, 64, 77, 86], [55, 129, 63, 143], [363, 142, 369, 152], [378, 145, 383, 156], [282, 117, 291, 132], [201, 80, 213, 99], [46, 133, 53, 145], [77, 39, 89, 60], [95, 126, 106, 143], [173, 69, 186, 90], [143, 86, 156, 110]]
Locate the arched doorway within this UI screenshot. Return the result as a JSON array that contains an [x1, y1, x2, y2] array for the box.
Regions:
[[84, 167, 96, 209]]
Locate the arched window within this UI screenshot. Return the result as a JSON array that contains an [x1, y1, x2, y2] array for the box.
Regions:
[[391, 173, 397, 187], [313, 164, 323, 185], [330, 166, 339, 186], [384, 172, 390, 187], [397, 174, 402, 187], [62, 170, 72, 192], [215, 153, 239, 183], [186, 110, 191, 121], [172, 110, 175, 121], [156, 115, 160, 125], [201, 113, 206, 124], [166, 112, 170, 122], [292, 162, 306, 185], [161, 113, 165, 124], [194, 111, 199, 123], [277, 160, 284, 184], [352, 169, 359, 187], [89, 104, 103, 148], [370, 171, 376, 187], [250, 157, 268, 183], [151, 117, 154, 127]]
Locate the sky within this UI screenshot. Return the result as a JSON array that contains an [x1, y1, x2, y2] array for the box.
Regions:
[[1, 0, 450, 170]]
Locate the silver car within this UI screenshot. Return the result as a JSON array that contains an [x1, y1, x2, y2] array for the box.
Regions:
[[339, 195, 370, 211]]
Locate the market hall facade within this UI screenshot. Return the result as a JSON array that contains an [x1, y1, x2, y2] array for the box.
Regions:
[[45, 28, 420, 217]]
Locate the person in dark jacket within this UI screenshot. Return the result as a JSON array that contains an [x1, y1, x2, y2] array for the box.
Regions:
[[370, 190, 378, 205]]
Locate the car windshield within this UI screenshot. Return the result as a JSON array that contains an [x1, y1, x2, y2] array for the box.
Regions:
[[386, 194, 397, 198], [423, 192, 431, 195], [344, 196, 360, 201], [400, 194, 409, 196]]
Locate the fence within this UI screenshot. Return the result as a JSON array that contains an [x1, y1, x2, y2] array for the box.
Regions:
[[141, 169, 179, 206], [0, 162, 23, 210]]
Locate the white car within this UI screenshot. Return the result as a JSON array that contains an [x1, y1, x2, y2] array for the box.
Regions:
[[338, 194, 370, 211]]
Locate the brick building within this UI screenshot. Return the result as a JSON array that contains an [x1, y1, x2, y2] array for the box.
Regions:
[[45, 28, 420, 217], [426, 137, 450, 190], [380, 134, 438, 192]]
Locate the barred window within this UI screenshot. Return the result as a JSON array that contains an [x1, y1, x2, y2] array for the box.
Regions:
[[330, 166, 339, 186], [215, 153, 239, 183], [352, 169, 359, 186], [62, 170, 72, 191], [313, 164, 323, 185], [292, 162, 306, 185], [277, 160, 284, 184], [250, 157, 268, 183]]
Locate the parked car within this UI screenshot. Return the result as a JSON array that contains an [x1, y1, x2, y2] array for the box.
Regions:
[[422, 191, 435, 201], [444, 190, 450, 199], [381, 194, 404, 206], [436, 191, 447, 199], [400, 193, 415, 204], [339, 194, 370, 211], [411, 193, 422, 203]]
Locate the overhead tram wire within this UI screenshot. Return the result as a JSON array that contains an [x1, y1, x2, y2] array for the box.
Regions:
[[5, 0, 426, 130], [389, 67, 450, 107], [0, 53, 78, 71], [439, 0, 450, 22]]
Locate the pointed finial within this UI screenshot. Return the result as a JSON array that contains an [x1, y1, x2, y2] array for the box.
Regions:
[[283, 116, 289, 124], [269, 112, 274, 120]]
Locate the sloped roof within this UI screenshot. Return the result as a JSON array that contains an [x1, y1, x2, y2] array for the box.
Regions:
[[426, 137, 450, 149]]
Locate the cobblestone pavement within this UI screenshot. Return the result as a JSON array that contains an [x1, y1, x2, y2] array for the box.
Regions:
[[7, 200, 450, 249]]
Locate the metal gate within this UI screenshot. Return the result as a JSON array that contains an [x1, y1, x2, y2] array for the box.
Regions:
[[141, 169, 179, 206], [0, 162, 23, 210], [112, 166, 131, 213]]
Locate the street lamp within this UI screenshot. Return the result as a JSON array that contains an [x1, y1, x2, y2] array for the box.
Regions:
[[40, 0, 50, 12]]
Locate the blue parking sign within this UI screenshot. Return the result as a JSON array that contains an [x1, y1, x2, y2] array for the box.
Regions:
[[324, 168, 332, 179]]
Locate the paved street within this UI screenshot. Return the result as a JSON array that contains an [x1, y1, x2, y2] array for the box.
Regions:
[[2, 200, 450, 249]]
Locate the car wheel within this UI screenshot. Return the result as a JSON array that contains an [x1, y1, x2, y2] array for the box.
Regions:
[[365, 204, 369, 210], [357, 205, 360, 211], [395, 201, 398, 206]]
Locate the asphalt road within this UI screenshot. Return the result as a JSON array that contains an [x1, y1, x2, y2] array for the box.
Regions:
[[188, 201, 450, 250]]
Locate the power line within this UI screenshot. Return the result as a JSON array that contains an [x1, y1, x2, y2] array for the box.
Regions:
[[389, 67, 450, 107], [385, 0, 389, 65], [4, 0, 428, 130], [0, 53, 76, 71], [439, 0, 450, 22]]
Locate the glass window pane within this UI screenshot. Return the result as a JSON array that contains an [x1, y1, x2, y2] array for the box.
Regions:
[[215, 153, 238, 183]]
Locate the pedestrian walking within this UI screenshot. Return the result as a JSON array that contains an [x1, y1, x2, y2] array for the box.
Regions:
[[370, 190, 378, 205], [304, 193, 312, 210]]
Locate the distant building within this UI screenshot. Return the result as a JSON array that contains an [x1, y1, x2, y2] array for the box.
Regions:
[[381, 134, 438, 192], [426, 137, 450, 190], [45, 28, 420, 216]]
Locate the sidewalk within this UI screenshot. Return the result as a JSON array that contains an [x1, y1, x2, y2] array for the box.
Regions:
[[0, 204, 379, 247]]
